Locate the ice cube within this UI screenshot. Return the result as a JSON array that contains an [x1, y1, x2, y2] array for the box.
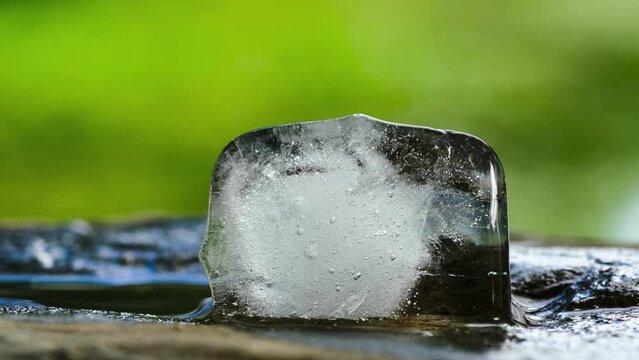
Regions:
[[199, 114, 510, 320]]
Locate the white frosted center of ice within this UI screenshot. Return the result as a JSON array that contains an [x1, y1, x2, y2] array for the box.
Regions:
[[207, 124, 434, 318]]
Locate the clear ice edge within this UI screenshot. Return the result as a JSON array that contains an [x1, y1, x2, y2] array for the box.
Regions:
[[200, 114, 510, 321]]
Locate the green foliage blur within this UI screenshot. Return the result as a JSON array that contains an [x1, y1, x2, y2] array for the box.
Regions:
[[1, 0, 638, 241]]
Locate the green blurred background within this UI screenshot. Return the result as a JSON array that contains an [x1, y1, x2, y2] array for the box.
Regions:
[[1, 0, 638, 242]]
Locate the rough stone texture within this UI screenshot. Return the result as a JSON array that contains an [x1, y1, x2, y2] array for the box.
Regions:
[[0, 319, 393, 360]]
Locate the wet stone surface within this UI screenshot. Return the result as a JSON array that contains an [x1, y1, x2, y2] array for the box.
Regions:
[[0, 218, 209, 315], [1, 219, 639, 359]]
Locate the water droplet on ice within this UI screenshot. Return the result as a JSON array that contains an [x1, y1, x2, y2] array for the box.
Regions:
[[328, 268, 335, 274], [297, 228, 304, 235], [390, 254, 397, 261], [304, 246, 317, 259], [329, 216, 336, 224]]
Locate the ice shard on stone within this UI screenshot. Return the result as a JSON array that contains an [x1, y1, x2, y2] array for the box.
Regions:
[[199, 114, 510, 321]]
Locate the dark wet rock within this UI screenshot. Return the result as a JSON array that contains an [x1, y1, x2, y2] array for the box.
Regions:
[[0, 218, 209, 315], [510, 244, 639, 313], [511, 268, 585, 299], [0, 218, 205, 279]]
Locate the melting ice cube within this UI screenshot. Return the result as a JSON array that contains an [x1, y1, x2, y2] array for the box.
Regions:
[[200, 114, 510, 320]]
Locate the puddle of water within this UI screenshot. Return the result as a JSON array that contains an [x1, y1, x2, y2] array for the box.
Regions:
[[0, 281, 210, 315]]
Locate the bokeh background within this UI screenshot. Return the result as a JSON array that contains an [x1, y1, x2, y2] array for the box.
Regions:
[[1, 0, 638, 242]]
